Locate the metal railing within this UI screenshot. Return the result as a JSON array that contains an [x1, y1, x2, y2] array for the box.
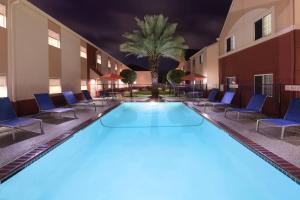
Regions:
[[89, 83, 300, 116]]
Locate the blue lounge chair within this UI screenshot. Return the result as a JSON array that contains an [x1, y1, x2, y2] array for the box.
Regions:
[[195, 89, 218, 105], [225, 94, 267, 119], [256, 98, 300, 139], [0, 97, 44, 140], [63, 91, 96, 111], [34, 93, 77, 118], [82, 90, 106, 106], [203, 91, 235, 112]]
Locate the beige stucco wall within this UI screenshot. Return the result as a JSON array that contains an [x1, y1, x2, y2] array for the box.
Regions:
[[4, 0, 127, 100], [135, 71, 151, 85], [13, 3, 48, 100], [190, 42, 219, 89], [219, 0, 294, 56], [204, 43, 219, 89], [61, 28, 81, 93], [294, 0, 300, 29]]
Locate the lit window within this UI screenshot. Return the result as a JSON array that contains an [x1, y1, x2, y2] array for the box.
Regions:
[[81, 80, 87, 90], [108, 60, 111, 68], [226, 36, 235, 52], [49, 78, 62, 94], [254, 74, 273, 97], [262, 14, 272, 36], [80, 46, 87, 59], [115, 64, 118, 71], [0, 75, 8, 97], [0, 4, 6, 28], [255, 14, 272, 40], [48, 30, 60, 48], [226, 76, 237, 91], [97, 54, 102, 64], [107, 81, 111, 88]]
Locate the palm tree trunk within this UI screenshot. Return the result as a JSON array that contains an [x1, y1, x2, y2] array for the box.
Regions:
[[149, 57, 159, 98]]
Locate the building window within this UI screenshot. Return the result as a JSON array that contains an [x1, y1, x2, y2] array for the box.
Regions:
[[0, 4, 6, 28], [49, 78, 62, 94], [80, 46, 87, 59], [226, 76, 237, 91], [191, 59, 195, 67], [48, 30, 60, 48], [255, 14, 272, 40], [226, 36, 235, 52], [108, 60, 111, 68], [0, 75, 7, 97], [81, 80, 87, 90], [199, 54, 204, 64], [254, 74, 273, 97], [115, 64, 118, 71], [97, 54, 102, 64]]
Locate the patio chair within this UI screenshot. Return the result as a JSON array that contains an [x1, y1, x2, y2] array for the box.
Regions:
[[194, 89, 218, 105], [0, 97, 44, 140], [256, 98, 300, 139], [82, 90, 106, 106], [225, 94, 267, 119], [63, 91, 96, 111], [203, 91, 235, 112], [34, 93, 77, 118]]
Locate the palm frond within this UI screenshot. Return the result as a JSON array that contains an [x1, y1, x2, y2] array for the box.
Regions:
[[120, 14, 188, 61]]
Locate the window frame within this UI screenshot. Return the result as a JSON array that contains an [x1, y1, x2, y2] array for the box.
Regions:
[[254, 12, 273, 41], [97, 54, 102, 65], [225, 35, 235, 53], [0, 3, 6, 29], [80, 46, 87, 59], [81, 80, 87, 90], [226, 76, 237, 90], [49, 78, 62, 94], [48, 29, 61, 48], [0, 74, 8, 97], [254, 73, 273, 97], [199, 54, 204, 65]]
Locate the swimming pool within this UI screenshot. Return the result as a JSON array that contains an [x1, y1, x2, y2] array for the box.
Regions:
[[0, 102, 299, 199]]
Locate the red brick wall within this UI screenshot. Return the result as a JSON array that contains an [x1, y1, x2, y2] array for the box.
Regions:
[[219, 31, 299, 116]]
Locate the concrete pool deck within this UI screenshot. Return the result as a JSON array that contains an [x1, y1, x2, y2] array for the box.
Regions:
[[0, 102, 119, 168], [187, 102, 300, 168], [0, 99, 300, 177]]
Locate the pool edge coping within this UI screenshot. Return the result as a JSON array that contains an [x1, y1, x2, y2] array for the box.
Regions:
[[184, 102, 300, 185], [0, 103, 121, 184]]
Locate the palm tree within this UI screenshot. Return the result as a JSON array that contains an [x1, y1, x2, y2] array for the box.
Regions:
[[120, 14, 188, 98]]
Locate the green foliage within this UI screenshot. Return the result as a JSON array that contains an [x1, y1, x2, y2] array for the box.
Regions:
[[120, 14, 188, 61], [167, 69, 185, 84], [120, 69, 137, 84]]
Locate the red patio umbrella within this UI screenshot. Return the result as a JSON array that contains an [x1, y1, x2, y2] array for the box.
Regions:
[[181, 74, 206, 98], [97, 73, 124, 93], [98, 73, 124, 81], [181, 74, 206, 81]]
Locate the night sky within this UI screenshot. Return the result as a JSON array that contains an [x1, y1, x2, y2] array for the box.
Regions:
[[29, 0, 232, 72]]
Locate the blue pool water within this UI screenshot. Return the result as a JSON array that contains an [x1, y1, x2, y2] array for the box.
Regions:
[[0, 102, 300, 199]]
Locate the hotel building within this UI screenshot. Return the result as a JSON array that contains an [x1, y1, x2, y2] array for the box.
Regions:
[[189, 42, 219, 89], [219, 0, 300, 115], [0, 0, 129, 116]]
